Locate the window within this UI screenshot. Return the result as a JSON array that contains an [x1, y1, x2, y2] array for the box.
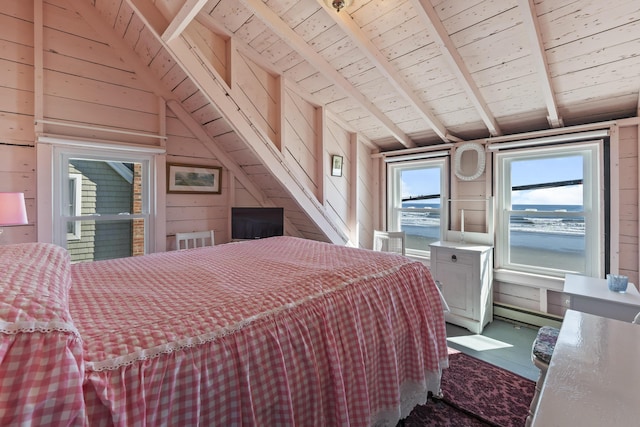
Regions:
[[52, 144, 156, 263], [67, 173, 82, 240], [387, 158, 447, 257], [495, 142, 602, 277]]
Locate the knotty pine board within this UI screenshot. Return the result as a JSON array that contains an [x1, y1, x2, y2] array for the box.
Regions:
[[233, 51, 279, 143], [187, 19, 228, 81], [188, 101, 222, 126], [283, 88, 319, 191], [43, 70, 157, 114], [207, 0, 253, 34], [43, 96, 159, 135]]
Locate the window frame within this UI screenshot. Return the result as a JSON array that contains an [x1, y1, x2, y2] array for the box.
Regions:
[[494, 141, 603, 278], [386, 157, 448, 258], [67, 173, 83, 240], [52, 143, 157, 257]]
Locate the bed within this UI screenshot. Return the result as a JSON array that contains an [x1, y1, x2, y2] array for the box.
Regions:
[[0, 236, 448, 426]]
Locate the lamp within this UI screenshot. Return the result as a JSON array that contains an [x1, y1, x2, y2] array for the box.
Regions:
[[325, 0, 353, 12], [0, 192, 28, 241]]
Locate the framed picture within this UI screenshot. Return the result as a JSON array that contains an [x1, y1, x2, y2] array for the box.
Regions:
[[331, 155, 343, 177], [167, 163, 222, 194]]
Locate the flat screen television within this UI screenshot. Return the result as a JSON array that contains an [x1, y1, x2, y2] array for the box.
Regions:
[[231, 207, 284, 240]]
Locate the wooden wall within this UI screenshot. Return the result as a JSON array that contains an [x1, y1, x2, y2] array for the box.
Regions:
[[0, 1, 37, 244], [356, 135, 375, 249], [283, 87, 320, 195], [0, 0, 371, 250], [324, 117, 351, 235], [616, 124, 639, 285], [234, 52, 280, 147], [164, 109, 228, 249]]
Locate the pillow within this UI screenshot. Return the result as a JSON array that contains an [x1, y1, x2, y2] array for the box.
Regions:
[[0, 242, 75, 331]]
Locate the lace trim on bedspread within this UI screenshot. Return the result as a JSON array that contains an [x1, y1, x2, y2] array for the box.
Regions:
[[85, 263, 413, 372], [370, 362, 448, 427], [0, 319, 80, 337]]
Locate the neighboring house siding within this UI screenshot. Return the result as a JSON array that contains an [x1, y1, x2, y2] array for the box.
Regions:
[[67, 160, 133, 262]]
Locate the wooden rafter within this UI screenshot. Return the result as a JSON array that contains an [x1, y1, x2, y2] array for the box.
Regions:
[[65, 0, 340, 243], [241, 0, 416, 149], [410, 0, 502, 137], [517, 0, 563, 128], [315, 0, 452, 143], [161, 0, 209, 43], [115, 0, 346, 243]]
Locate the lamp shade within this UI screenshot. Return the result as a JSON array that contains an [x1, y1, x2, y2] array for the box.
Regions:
[[0, 192, 28, 226]]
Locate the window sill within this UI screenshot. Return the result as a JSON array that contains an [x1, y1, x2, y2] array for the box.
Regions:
[[406, 252, 431, 268], [493, 268, 565, 292]]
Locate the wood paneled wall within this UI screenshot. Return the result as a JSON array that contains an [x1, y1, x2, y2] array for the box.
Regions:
[[617, 124, 639, 284], [42, 0, 161, 143], [0, 0, 372, 250], [0, 1, 36, 243], [283, 87, 320, 194], [165, 109, 228, 249], [356, 135, 374, 249], [324, 117, 352, 236]]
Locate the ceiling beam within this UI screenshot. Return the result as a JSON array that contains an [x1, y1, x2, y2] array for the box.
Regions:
[[517, 0, 563, 128], [161, 0, 209, 43], [65, 0, 313, 238], [241, 0, 416, 149], [410, 0, 502, 137], [122, 0, 349, 243], [315, 0, 452, 143]]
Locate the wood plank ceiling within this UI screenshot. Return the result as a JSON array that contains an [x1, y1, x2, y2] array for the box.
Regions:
[[79, 0, 640, 242], [86, 0, 640, 151], [190, 0, 639, 150]]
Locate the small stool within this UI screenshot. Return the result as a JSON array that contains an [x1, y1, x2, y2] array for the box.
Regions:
[[525, 325, 560, 427]]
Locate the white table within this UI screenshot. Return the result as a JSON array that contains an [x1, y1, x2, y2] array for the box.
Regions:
[[532, 309, 640, 426], [563, 273, 640, 322]]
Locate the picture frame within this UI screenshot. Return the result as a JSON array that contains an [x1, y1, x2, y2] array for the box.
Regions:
[[331, 155, 343, 177], [167, 163, 222, 194]]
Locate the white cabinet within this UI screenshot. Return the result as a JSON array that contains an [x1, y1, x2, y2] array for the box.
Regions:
[[429, 241, 493, 333]]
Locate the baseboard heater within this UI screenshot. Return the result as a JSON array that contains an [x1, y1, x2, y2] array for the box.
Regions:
[[493, 302, 563, 329]]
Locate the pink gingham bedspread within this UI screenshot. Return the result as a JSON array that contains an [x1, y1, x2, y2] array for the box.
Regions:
[[70, 236, 448, 426], [0, 243, 85, 426]]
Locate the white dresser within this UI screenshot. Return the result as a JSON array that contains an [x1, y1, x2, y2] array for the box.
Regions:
[[429, 241, 493, 333], [563, 273, 640, 322]]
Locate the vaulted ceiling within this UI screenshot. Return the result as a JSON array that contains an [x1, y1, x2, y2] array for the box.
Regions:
[[89, 0, 639, 152], [75, 0, 640, 244]]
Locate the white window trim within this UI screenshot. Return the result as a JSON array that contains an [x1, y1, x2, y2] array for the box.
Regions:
[[387, 157, 448, 258], [36, 136, 166, 253], [67, 173, 82, 240], [494, 140, 603, 278]]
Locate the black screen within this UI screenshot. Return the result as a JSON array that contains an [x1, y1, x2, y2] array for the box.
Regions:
[[231, 207, 284, 240]]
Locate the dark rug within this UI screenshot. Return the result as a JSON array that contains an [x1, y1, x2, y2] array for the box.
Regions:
[[402, 349, 535, 426]]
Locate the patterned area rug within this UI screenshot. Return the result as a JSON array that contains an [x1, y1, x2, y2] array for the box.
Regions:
[[402, 349, 535, 426]]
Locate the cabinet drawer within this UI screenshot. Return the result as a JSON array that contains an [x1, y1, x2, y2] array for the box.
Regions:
[[434, 248, 474, 266]]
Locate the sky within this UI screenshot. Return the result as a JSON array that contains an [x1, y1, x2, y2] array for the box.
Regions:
[[402, 155, 584, 206]]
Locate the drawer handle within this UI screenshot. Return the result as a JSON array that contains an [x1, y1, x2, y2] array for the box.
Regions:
[[451, 254, 457, 262]]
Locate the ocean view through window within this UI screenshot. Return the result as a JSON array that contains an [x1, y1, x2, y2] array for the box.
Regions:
[[509, 203, 585, 273], [496, 142, 602, 277], [388, 157, 447, 256], [401, 201, 441, 250]]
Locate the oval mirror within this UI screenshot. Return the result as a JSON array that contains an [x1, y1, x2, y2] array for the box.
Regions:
[[454, 142, 486, 181]]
